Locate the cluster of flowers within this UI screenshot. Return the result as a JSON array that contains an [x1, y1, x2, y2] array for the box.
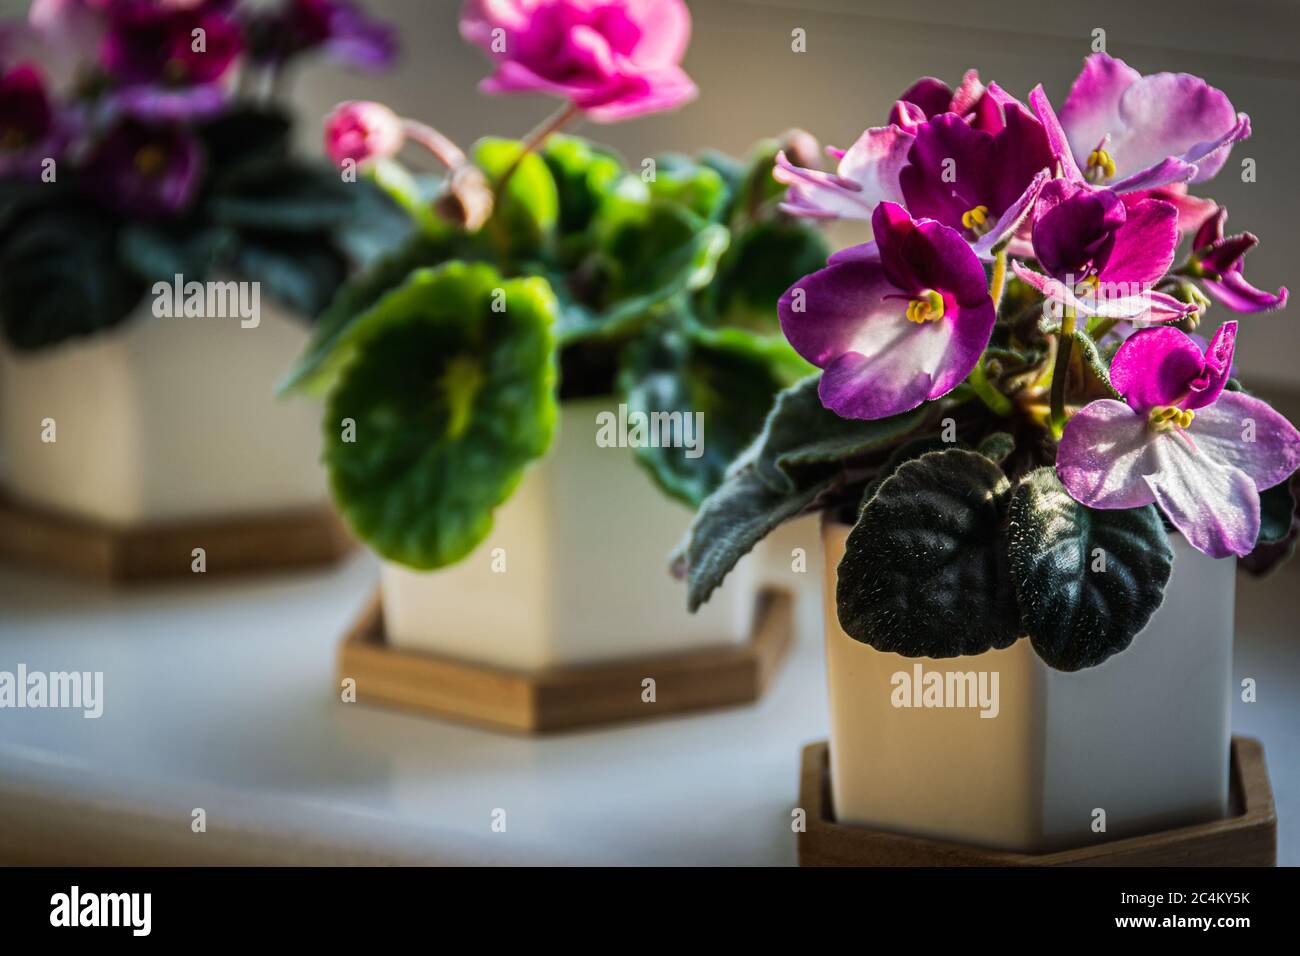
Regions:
[[775, 55, 1298, 559], [0, 0, 395, 215]]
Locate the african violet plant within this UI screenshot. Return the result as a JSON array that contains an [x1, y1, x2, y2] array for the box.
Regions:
[[0, 0, 399, 350], [279, 0, 828, 570], [678, 55, 1300, 672]]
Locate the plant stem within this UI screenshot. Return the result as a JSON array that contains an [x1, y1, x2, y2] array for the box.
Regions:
[[1087, 315, 1119, 341], [989, 249, 1008, 311], [1049, 307, 1076, 439], [402, 120, 466, 170], [967, 361, 1013, 416], [495, 102, 581, 196]]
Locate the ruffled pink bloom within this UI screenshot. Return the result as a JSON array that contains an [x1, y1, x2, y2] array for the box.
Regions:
[[1057, 323, 1300, 557], [1054, 53, 1249, 191], [777, 202, 996, 420], [323, 99, 404, 167], [1190, 207, 1288, 313], [459, 0, 697, 122]]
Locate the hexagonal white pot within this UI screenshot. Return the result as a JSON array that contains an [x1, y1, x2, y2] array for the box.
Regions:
[[0, 299, 327, 527], [820, 518, 1234, 853], [381, 399, 757, 670]]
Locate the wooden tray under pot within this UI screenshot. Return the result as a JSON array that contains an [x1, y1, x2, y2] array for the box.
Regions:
[[338, 587, 794, 733], [797, 736, 1276, 866]]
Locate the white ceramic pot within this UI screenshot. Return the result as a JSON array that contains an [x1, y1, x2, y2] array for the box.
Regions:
[[820, 517, 1233, 853], [382, 399, 757, 670], [0, 298, 327, 526]]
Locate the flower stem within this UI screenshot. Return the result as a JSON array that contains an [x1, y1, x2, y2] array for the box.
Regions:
[[989, 249, 1008, 311], [966, 360, 1013, 416], [1049, 307, 1076, 439], [402, 120, 466, 170], [495, 102, 581, 196]]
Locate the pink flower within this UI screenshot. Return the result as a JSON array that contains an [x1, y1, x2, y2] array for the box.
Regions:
[[459, 0, 697, 122], [323, 100, 404, 167]]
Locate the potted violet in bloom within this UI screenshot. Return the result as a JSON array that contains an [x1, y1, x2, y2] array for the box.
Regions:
[[280, 0, 827, 723], [677, 55, 1298, 853], [0, 0, 400, 577]]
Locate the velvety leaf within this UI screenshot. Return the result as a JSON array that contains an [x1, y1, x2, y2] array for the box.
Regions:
[[1257, 475, 1296, 545], [208, 160, 358, 232], [230, 232, 346, 317], [324, 262, 558, 568], [278, 231, 462, 395], [860, 436, 954, 508], [681, 465, 837, 611], [619, 326, 787, 507], [543, 135, 637, 237], [648, 154, 729, 221], [836, 449, 1021, 657], [1007, 467, 1173, 671], [754, 376, 928, 492], [976, 431, 1016, 464], [197, 107, 292, 185], [119, 222, 237, 283], [0, 206, 144, 350]]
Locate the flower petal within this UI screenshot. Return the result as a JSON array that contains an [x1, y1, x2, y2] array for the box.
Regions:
[[1099, 197, 1179, 287], [1056, 399, 1159, 509], [1109, 326, 1207, 412], [1145, 431, 1260, 557], [1029, 84, 1083, 182], [773, 124, 911, 221], [1204, 271, 1289, 313], [1182, 321, 1235, 411], [972, 168, 1048, 259], [1186, 390, 1300, 491], [1059, 53, 1142, 174]]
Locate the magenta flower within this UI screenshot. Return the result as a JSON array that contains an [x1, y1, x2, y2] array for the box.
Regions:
[[777, 202, 996, 420], [246, 0, 397, 71], [459, 0, 697, 123], [85, 119, 204, 217], [773, 123, 910, 221], [1056, 53, 1249, 191], [323, 99, 403, 167], [1121, 183, 1217, 237], [100, 0, 242, 120], [1011, 179, 1195, 325], [1188, 207, 1288, 313], [0, 62, 68, 175], [1057, 323, 1300, 557]]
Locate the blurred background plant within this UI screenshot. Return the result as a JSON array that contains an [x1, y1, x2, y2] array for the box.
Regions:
[[0, 0, 402, 351]]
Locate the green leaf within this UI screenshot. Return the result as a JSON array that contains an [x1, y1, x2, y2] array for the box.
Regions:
[[230, 232, 346, 317], [1007, 467, 1173, 671], [0, 206, 145, 350], [542, 135, 638, 237], [753, 376, 928, 492], [697, 218, 830, 332], [1257, 477, 1296, 545], [836, 449, 1021, 657], [196, 107, 292, 186], [119, 222, 237, 282], [279, 231, 462, 395], [681, 465, 837, 611], [689, 325, 815, 386], [475, 137, 559, 259], [647, 154, 729, 221], [208, 160, 358, 232], [976, 431, 1016, 464], [860, 435, 954, 508], [619, 325, 786, 508], [324, 262, 559, 569]]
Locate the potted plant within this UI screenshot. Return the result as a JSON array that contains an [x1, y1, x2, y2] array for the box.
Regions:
[[0, 0, 399, 569], [678, 56, 1299, 852], [280, 0, 827, 680]]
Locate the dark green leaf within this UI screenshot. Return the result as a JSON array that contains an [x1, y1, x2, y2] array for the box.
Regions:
[[681, 465, 837, 611], [475, 137, 558, 259], [0, 206, 144, 350], [208, 160, 358, 232], [230, 232, 346, 317], [119, 222, 237, 282], [648, 154, 729, 221], [324, 262, 559, 568], [1007, 467, 1173, 671], [542, 135, 636, 237], [753, 375, 928, 492], [698, 218, 830, 333], [836, 449, 1021, 657], [976, 431, 1016, 464], [1257, 476, 1296, 545]]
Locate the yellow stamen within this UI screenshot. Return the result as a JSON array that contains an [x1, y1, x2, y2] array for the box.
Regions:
[[1148, 404, 1195, 433], [1085, 148, 1116, 183], [1074, 273, 1099, 297], [960, 204, 991, 235], [134, 145, 167, 177], [905, 289, 945, 324]]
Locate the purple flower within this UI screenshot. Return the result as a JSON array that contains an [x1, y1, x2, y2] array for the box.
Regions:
[[1057, 323, 1300, 557], [100, 0, 241, 120], [1055, 53, 1249, 191], [323, 99, 403, 167], [776, 74, 1051, 258], [459, 0, 697, 123], [1011, 179, 1196, 326], [0, 62, 67, 175], [1189, 207, 1288, 313], [777, 202, 996, 420], [246, 0, 397, 71], [85, 119, 204, 217]]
